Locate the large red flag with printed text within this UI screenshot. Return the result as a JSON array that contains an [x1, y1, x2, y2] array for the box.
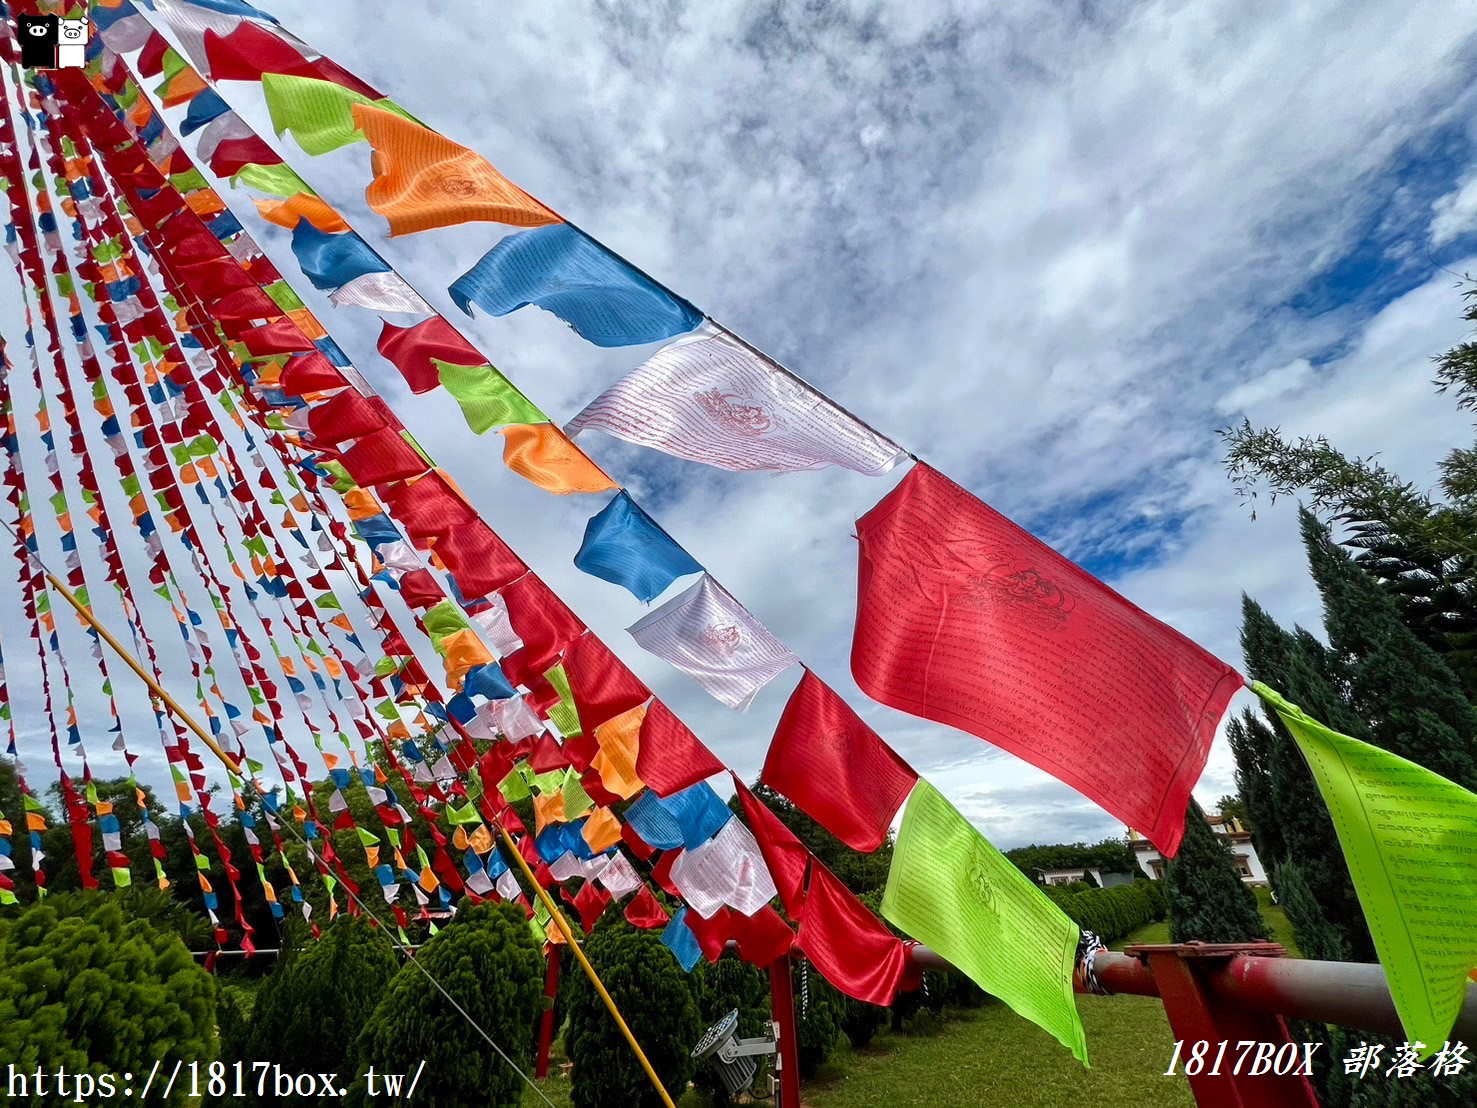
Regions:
[[851, 464, 1240, 856]]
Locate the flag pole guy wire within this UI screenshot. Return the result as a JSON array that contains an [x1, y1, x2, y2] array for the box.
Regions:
[[0, 516, 561, 1107]]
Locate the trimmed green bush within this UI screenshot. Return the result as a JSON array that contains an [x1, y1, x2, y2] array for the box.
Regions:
[[1043, 879, 1165, 943], [0, 896, 216, 1106], [1167, 800, 1270, 944], [567, 917, 700, 1108], [353, 901, 543, 1108], [230, 914, 397, 1103], [840, 996, 888, 1049]]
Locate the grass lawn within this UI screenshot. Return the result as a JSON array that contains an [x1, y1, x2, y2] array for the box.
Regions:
[[801, 995, 1190, 1107], [526, 994, 1191, 1107], [524, 892, 1298, 1106], [1119, 886, 1302, 957]]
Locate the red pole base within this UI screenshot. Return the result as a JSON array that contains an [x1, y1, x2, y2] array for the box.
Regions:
[[536, 944, 561, 1080], [769, 956, 802, 1108]]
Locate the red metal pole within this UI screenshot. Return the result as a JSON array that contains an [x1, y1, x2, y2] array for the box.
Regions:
[[1139, 947, 1319, 1108], [536, 944, 561, 1080], [769, 956, 802, 1108]]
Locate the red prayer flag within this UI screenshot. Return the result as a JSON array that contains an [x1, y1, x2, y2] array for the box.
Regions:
[[203, 23, 315, 82], [732, 777, 809, 918], [852, 464, 1241, 856], [796, 862, 907, 1005], [339, 428, 428, 487], [242, 318, 318, 357], [395, 568, 445, 609], [500, 574, 585, 672], [209, 286, 280, 321], [433, 523, 526, 599], [281, 351, 349, 396], [308, 389, 388, 447], [561, 633, 650, 733], [762, 669, 917, 852], [381, 470, 478, 541], [730, 905, 795, 968], [377, 316, 485, 394], [572, 880, 612, 934], [208, 135, 283, 178], [635, 701, 723, 798], [624, 884, 669, 929], [621, 820, 656, 861]]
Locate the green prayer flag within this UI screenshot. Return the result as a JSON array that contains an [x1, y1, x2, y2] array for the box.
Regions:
[[112, 867, 132, 888], [232, 162, 315, 198], [883, 780, 1088, 1064], [264, 280, 305, 313], [375, 699, 401, 722], [23, 793, 46, 813], [316, 592, 342, 611], [544, 663, 582, 737], [1255, 682, 1477, 1052], [423, 600, 471, 651], [170, 168, 209, 194], [447, 802, 481, 826], [530, 768, 565, 797], [356, 827, 381, 847], [502, 768, 531, 803], [561, 771, 593, 820], [261, 73, 418, 156], [432, 359, 547, 434]]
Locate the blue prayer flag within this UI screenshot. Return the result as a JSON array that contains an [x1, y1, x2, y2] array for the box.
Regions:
[[661, 908, 703, 972], [290, 219, 390, 291], [575, 492, 703, 602], [449, 224, 702, 347]]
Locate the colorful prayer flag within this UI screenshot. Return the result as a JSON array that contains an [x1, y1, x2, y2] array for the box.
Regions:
[[853, 464, 1240, 856], [882, 780, 1087, 1063]]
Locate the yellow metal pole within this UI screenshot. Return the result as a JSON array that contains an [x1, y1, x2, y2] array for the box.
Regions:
[[44, 565, 677, 1107], [494, 819, 678, 1108], [41, 567, 243, 774]]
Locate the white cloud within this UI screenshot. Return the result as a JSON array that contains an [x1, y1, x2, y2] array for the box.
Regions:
[[1431, 169, 1477, 247]]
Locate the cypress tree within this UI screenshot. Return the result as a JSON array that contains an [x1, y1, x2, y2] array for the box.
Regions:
[[1238, 597, 1374, 960], [1165, 800, 1269, 943], [1301, 509, 1477, 789]]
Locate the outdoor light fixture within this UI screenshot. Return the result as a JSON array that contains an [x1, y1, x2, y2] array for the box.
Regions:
[[691, 1009, 782, 1100]]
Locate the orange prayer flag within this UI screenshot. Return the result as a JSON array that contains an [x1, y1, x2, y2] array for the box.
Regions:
[[353, 104, 561, 236], [441, 628, 493, 683], [499, 423, 618, 495], [253, 192, 350, 233], [468, 823, 493, 855], [452, 825, 470, 851], [581, 807, 623, 854], [534, 791, 566, 834], [183, 188, 226, 216], [342, 487, 382, 520], [160, 69, 209, 108], [591, 704, 645, 800]]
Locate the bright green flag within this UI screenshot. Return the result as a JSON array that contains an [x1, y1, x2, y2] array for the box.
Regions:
[[1255, 682, 1477, 1052], [232, 161, 315, 199], [498, 767, 531, 803], [356, 827, 381, 848], [447, 802, 482, 826], [423, 600, 472, 652], [432, 359, 547, 434], [561, 770, 594, 820], [544, 663, 582, 737], [261, 73, 418, 156], [882, 780, 1088, 1063]]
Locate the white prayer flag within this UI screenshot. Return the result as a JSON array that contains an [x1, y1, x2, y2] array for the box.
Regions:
[[594, 852, 642, 899], [567, 328, 903, 475], [329, 272, 434, 314], [627, 574, 796, 710], [471, 592, 524, 656], [194, 113, 255, 166], [669, 816, 778, 918]]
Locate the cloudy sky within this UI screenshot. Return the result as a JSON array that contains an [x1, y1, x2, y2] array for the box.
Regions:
[[8, 0, 1477, 852]]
